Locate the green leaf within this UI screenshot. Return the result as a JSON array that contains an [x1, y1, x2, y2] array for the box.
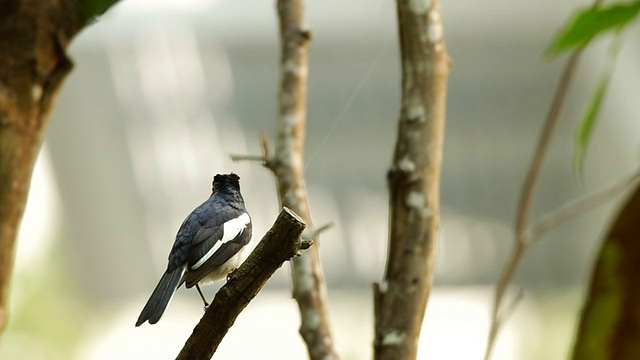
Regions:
[[573, 34, 623, 177], [80, 0, 120, 22], [548, 1, 640, 56], [573, 76, 609, 177]]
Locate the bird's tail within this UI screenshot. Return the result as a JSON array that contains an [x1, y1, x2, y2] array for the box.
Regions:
[[136, 266, 185, 326]]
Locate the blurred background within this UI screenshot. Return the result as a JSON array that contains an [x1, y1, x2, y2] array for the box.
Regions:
[[2, 0, 640, 359]]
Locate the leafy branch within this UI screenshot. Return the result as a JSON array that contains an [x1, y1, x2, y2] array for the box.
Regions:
[[483, 0, 640, 358]]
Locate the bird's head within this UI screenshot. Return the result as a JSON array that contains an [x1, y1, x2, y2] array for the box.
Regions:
[[212, 173, 241, 193]]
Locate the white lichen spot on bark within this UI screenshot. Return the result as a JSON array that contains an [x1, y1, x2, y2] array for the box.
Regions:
[[31, 84, 43, 101], [276, 113, 300, 166], [277, 140, 297, 167], [305, 309, 321, 329], [397, 157, 416, 173], [427, 19, 443, 44], [295, 262, 314, 293], [427, 8, 446, 53], [281, 112, 298, 130], [283, 59, 308, 78], [405, 191, 433, 219], [283, 59, 298, 74], [294, 184, 306, 202], [422, 206, 433, 219], [407, 102, 425, 122], [382, 330, 406, 346], [405, 191, 424, 209], [408, 0, 429, 14], [428, 8, 441, 27], [323, 337, 333, 347]]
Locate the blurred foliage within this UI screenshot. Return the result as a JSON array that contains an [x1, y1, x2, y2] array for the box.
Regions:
[[548, 1, 639, 55], [547, 1, 640, 175], [80, 0, 120, 23], [572, 34, 622, 176], [0, 242, 92, 360], [572, 183, 640, 360], [547, 4, 640, 358]]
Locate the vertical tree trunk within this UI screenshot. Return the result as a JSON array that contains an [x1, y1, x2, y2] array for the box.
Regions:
[[0, 0, 118, 334], [266, 1, 340, 359], [374, 0, 449, 359]]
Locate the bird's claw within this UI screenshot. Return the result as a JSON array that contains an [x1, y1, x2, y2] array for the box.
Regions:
[[226, 268, 237, 281]]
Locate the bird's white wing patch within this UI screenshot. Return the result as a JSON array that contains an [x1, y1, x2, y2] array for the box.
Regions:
[[191, 213, 250, 270], [221, 212, 251, 242]]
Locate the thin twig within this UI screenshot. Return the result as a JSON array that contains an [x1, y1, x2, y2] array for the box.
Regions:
[[302, 222, 335, 241], [229, 133, 274, 165], [514, 52, 584, 242], [485, 0, 605, 357], [496, 287, 525, 327], [295, 222, 333, 255], [486, 50, 583, 360], [485, 242, 527, 360], [526, 169, 640, 244], [230, 154, 267, 163]]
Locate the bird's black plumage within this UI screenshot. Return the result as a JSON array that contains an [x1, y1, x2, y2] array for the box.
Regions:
[[136, 173, 252, 326]]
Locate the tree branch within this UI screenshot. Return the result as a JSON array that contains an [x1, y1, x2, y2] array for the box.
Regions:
[[229, 154, 267, 163], [485, 49, 583, 360], [176, 207, 307, 360], [484, 1, 604, 358], [374, 1, 450, 359], [527, 169, 640, 244], [0, 0, 120, 334], [242, 1, 344, 360]]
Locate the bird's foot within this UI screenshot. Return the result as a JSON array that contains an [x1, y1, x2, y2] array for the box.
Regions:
[[196, 284, 210, 310], [226, 268, 238, 281]]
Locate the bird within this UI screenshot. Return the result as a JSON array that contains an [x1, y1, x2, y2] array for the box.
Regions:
[[136, 173, 252, 326]]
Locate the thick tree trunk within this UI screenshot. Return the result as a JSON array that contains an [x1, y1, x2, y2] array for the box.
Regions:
[[374, 0, 449, 359], [0, 0, 118, 333]]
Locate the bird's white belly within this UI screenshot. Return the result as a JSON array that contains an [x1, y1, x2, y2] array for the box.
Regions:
[[197, 243, 252, 285]]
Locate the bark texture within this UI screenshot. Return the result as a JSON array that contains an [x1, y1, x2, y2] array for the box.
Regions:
[[0, 0, 118, 333], [262, 1, 340, 359], [374, 0, 449, 359], [572, 183, 640, 360], [176, 208, 307, 360]]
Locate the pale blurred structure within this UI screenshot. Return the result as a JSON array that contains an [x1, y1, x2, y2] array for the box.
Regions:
[[2, 0, 639, 359]]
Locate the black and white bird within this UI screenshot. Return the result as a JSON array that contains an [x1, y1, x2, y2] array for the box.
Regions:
[[136, 173, 252, 326]]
